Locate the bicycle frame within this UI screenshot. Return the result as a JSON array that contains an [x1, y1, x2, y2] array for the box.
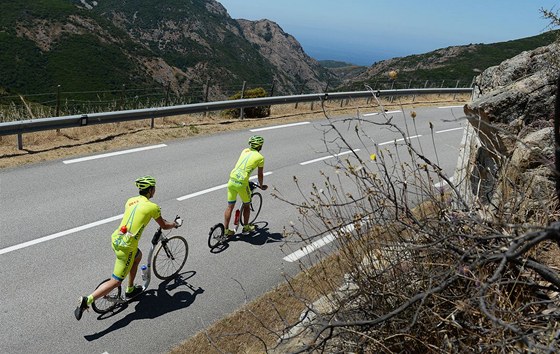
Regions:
[[141, 227, 164, 290]]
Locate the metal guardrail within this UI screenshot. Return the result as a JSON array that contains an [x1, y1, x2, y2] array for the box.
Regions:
[[0, 88, 472, 148]]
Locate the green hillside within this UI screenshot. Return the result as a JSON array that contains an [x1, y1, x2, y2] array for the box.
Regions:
[[0, 1, 157, 95], [342, 30, 559, 90], [0, 0, 276, 97]]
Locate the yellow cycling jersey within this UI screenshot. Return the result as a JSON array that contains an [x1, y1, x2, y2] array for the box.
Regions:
[[111, 195, 161, 248], [229, 148, 264, 185]]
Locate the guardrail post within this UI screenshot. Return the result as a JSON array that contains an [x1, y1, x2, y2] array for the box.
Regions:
[[56, 85, 61, 134], [56, 85, 61, 117], [295, 82, 305, 109], [203, 78, 210, 117], [269, 77, 275, 97], [438, 80, 445, 97], [165, 83, 171, 106], [239, 81, 246, 120], [453, 80, 460, 100], [120, 84, 126, 111], [555, 73, 560, 202], [17, 133, 23, 150], [204, 79, 210, 103]]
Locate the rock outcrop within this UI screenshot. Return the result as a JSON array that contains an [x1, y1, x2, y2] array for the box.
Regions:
[[236, 19, 331, 94], [456, 42, 559, 218]]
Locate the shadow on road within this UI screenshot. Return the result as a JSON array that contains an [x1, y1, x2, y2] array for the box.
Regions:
[[84, 271, 204, 341], [209, 221, 283, 254]]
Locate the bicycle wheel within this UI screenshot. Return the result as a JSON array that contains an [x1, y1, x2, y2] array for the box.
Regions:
[[153, 235, 189, 280], [208, 223, 225, 249], [91, 278, 121, 314], [241, 192, 262, 225]]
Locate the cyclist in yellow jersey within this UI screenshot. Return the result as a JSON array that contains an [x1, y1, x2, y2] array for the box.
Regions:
[[224, 135, 268, 236], [74, 176, 182, 321]]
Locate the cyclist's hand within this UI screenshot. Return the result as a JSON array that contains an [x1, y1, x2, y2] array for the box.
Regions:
[[261, 184, 268, 190], [175, 218, 183, 228]]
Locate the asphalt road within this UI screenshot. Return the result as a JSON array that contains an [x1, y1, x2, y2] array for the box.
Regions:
[[0, 105, 466, 354]]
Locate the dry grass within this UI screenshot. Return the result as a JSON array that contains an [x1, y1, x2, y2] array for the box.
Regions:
[[0, 94, 470, 170], [171, 253, 347, 354]]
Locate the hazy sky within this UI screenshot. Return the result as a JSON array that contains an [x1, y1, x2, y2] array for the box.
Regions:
[[218, 0, 559, 65]]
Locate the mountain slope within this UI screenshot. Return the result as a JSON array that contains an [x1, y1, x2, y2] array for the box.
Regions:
[[0, 0, 331, 99], [342, 31, 559, 90]]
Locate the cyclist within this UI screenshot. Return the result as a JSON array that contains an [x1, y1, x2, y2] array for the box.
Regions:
[[74, 175, 182, 320], [224, 135, 268, 237]]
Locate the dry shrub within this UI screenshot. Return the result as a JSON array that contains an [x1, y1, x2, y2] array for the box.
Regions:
[[267, 94, 560, 353]]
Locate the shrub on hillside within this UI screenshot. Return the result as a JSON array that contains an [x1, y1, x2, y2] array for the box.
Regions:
[[224, 87, 270, 119]]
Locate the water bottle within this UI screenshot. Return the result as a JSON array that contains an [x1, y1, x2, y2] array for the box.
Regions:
[[140, 264, 148, 281]]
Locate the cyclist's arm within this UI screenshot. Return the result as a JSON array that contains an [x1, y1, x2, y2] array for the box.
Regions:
[[155, 216, 178, 229], [257, 167, 268, 190]]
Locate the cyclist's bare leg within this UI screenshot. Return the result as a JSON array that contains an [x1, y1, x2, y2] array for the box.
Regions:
[[242, 203, 251, 225], [128, 249, 142, 288], [90, 278, 122, 300], [224, 203, 235, 230]]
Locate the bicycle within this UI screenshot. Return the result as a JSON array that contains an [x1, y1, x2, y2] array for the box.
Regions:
[[91, 216, 189, 314], [208, 181, 264, 248]]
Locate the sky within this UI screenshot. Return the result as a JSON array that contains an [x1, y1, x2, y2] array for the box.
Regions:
[[218, 0, 559, 66]]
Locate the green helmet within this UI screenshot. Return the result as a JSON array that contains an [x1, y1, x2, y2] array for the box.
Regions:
[[248, 135, 264, 149], [135, 175, 156, 190]]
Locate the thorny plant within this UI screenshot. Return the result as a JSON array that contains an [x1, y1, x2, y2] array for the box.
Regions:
[[267, 89, 560, 353]]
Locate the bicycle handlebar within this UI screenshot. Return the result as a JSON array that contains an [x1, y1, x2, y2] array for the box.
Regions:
[[249, 181, 268, 191]]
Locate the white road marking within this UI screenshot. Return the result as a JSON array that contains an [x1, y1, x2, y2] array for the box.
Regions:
[[436, 127, 463, 134], [378, 135, 421, 146], [283, 223, 355, 262], [177, 172, 273, 201], [434, 177, 454, 189], [438, 105, 464, 109], [0, 215, 123, 255], [361, 110, 401, 117], [2, 172, 274, 254], [250, 122, 310, 132], [63, 144, 167, 164], [177, 183, 228, 201], [299, 150, 360, 166]]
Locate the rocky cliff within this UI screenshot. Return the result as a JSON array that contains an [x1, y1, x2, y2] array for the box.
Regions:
[[236, 19, 331, 94]]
